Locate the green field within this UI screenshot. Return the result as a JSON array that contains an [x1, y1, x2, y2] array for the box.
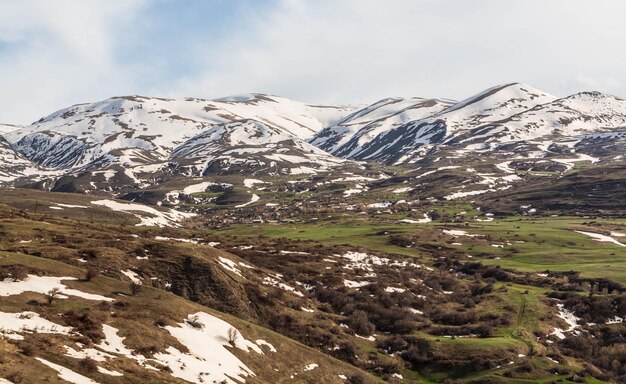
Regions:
[[219, 215, 626, 284]]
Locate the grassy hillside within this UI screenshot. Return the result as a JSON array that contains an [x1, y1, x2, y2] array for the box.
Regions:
[[0, 187, 624, 383]]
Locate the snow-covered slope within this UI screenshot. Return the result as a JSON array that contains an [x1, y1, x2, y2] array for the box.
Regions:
[[0, 135, 58, 183], [432, 82, 557, 133], [5, 94, 354, 170], [0, 123, 22, 134], [481, 91, 626, 142], [311, 97, 454, 157], [341, 83, 624, 163], [171, 120, 346, 176], [3, 84, 626, 189]]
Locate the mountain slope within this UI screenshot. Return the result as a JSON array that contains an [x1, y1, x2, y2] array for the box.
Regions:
[[5, 94, 355, 171], [0, 123, 22, 134], [171, 119, 347, 176], [0, 135, 58, 184], [479, 91, 626, 142], [3, 84, 626, 197], [311, 97, 454, 156], [432, 82, 557, 133], [343, 83, 626, 164], [0, 191, 378, 383]]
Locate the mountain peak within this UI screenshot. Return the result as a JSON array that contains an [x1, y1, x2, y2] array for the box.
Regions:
[[441, 82, 555, 115]]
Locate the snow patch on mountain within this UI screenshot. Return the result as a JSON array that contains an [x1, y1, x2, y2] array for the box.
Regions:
[[91, 199, 195, 227], [157, 312, 264, 384]]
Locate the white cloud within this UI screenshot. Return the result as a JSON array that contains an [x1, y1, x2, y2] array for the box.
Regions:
[[172, 0, 626, 105], [0, 0, 150, 123]]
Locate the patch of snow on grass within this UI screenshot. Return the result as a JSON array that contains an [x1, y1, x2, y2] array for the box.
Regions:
[[91, 199, 195, 227], [575, 231, 626, 247], [154, 236, 198, 244], [120, 270, 142, 285], [344, 279, 370, 288], [0, 275, 112, 301], [341, 251, 426, 271], [444, 189, 491, 200], [443, 229, 476, 237], [384, 287, 406, 293], [243, 178, 264, 188], [367, 202, 392, 208], [235, 194, 260, 208], [155, 312, 263, 384], [97, 367, 123, 377], [255, 339, 277, 352], [343, 188, 363, 197], [551, 303, 580, 340], [97, 325, 134, 356], [218, 257, 242, 277], [392, 186, 413, 194], [57, 203, 89, 209], [36, 358, 100, 384], [64, 344, 115, 362], [606, 316, 623, 324], [182, 181, 212, 195], [263, 275, 304, 297], [399, 214, 431, 224], [0, 311, 71, 340], [495, 161, 515, 174]]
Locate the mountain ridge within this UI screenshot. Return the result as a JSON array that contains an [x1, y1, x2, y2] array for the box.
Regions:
[[2, 83, 626, 193]]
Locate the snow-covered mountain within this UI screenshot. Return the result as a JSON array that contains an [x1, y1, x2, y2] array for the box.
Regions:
[[0, 123, 22, 134], [432, 83, 557, 132], [328, 83, 626, 164], [0, 135, 59, 183], [2, 83, 626, 192], [171, 119, 347, 176], [4, 94, 354, 170], [311, 97, 455, 158], [478, 91, 626, 142]]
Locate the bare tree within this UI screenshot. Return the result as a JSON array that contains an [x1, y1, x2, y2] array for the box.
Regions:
[[227, 327, 239, 345], [130, 282, 142, 295], [46, 288, 61, 305]]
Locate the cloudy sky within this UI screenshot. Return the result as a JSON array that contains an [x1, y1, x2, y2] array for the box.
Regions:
[[1, 0, 625, 123]]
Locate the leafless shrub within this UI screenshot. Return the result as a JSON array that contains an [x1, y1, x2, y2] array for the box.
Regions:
[[227, 327, 239, 345], [130, 282, 142, 295], [187, 315, 204, 329], [46, 287, 61, 305]]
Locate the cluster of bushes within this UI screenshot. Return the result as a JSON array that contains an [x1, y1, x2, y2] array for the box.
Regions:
[[547, 291, 626, 324], [0, 264, 32, 280], [428, 323, 494, 338], [315, 285, 424, 335], [544, 291, 626, 380], [376, 335, 512, 373], [63, 309, 104, 342], [556, 326, 626, 381]]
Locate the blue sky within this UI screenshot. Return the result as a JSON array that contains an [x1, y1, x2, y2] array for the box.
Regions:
[[1, 0, 625, 123]]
